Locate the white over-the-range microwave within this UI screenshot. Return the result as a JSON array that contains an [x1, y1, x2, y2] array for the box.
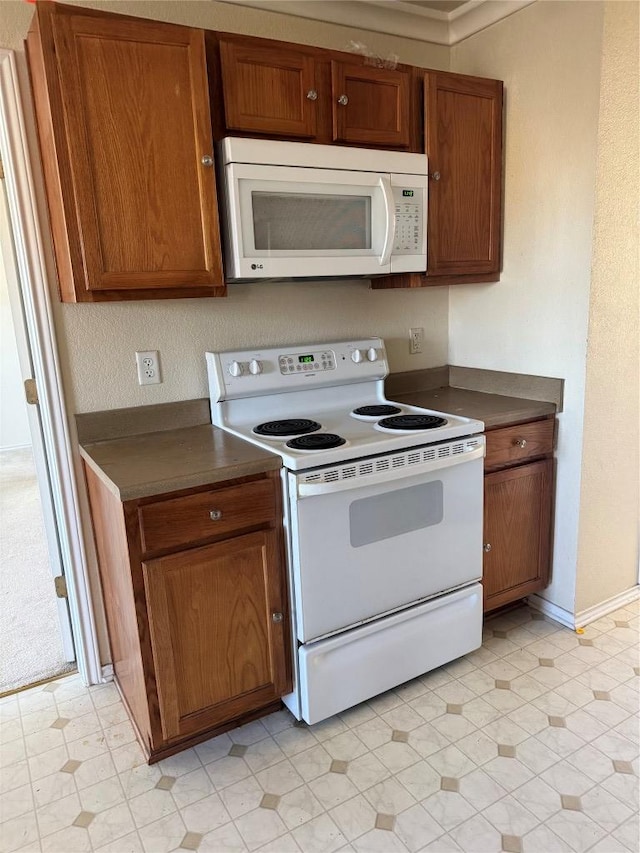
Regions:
[[218, 137, 428, 281]]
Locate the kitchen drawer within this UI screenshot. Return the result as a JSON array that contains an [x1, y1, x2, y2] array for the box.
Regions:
[[484, 419, 554, 470], [138, 478, 276, 553]]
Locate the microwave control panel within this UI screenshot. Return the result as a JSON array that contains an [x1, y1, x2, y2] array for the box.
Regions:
[[393, 187, 424, 255]]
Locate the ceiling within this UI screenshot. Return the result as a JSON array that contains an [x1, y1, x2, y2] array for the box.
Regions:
[[217, 0, 536, 45]]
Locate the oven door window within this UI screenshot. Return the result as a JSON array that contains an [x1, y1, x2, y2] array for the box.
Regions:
[[349, 481, 443, 547]]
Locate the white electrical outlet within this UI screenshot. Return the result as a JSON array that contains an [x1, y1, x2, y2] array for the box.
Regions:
[[135, 351, 162, 385], [409, 327, 424, 355]]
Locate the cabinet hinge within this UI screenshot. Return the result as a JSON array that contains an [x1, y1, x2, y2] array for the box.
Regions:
[[54, 575, 68, 599], [24, 378, 38, 405]]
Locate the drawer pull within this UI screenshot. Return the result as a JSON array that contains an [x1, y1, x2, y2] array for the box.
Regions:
[[483, 543, 492, 553], [513, 438, 528, 448], [209, 509, 223, 521], [272, 612, 284, 623]]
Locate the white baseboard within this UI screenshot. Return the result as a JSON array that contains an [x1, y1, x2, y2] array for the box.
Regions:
[[100, 664, 114, 683], [527, 585, 640, 630], [575, 586, 640, 628], [526, 594, 575, 629]]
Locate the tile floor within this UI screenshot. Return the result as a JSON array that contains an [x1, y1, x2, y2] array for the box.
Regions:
[[1, 603, 638, 853]]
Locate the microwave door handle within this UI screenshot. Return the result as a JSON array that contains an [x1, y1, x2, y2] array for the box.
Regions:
[[378, 176, 396, 267]]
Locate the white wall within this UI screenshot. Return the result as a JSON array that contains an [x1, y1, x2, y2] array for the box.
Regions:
[[449, 0, 605, 614], [3, 0, 451, 415], [575, 1, 639, 613], [0, 189, 31, 450]]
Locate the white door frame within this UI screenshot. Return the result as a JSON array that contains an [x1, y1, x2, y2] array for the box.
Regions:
[[0, 181, 75, 662], [0, 49, 103, 685]]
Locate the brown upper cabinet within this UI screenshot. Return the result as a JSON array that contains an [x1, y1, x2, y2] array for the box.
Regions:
[[216, 35, 414, 150], [372, 70, 503, 289], [27, 2, 225, 302], [425, 71, 503, 278]]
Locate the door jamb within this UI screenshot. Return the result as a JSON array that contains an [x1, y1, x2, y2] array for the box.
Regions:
[[0, 48, 102, 685]]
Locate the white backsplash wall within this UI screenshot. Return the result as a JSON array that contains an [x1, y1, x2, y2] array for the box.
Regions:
[[54, 281, 449, 413], [448, 1, 605, 616]]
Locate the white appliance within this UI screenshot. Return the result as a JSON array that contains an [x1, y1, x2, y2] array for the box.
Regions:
[[218, 137, 427, 280], [207, 339, 485, 724]]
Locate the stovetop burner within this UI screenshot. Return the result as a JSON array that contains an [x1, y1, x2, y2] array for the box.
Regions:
[[286, 433, 346, 451], [377, 414, 448, 431], [254, 419, 321, 437], [352, 405, 402, 418]]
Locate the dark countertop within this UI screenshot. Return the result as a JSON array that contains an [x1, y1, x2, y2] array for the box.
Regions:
[[79, 424, 281, 501], [393, 386, 556, 429], [78, 385, 555, 502]]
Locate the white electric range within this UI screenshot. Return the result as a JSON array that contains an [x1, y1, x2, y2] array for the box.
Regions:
[[207, 338, 485, 724]]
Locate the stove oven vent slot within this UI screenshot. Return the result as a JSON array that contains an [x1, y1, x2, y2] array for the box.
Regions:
[[325, 470, 340, 482], [408, 452, 421, 464], [358, 462, 374, 475], [392, 456, 405, 468], [375, 459, 390, 472], [305, 473, 322, 482], [342, 466, 357, 479], [423, 448, 437, 461], [438, 446, 450, 458], [452, 442, 465, 455]]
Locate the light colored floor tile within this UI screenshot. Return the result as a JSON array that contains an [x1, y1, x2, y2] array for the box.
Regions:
[[3, 604, 638, 853], [329, 794, 377, 841], [394, 802, 444, 851], [419, 790, 476, 832], [234, 806, 290, 851], [277, 785, 324, 830], [449, 813, 502, 853]]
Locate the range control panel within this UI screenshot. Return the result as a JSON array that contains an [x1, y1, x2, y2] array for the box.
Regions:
[[279, 350, 335, 374], [207, 339, 388, 401], [393, 187, 424, 255]]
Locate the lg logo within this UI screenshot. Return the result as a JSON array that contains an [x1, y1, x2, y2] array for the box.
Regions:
[[251, 263, 264, 270]]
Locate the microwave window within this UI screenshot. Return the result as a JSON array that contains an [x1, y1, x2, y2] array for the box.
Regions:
[[252, 192, 371, 251]]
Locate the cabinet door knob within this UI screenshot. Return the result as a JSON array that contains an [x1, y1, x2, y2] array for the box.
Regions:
[[430, 171, 441, 181], [337, 94, 349, 106], [201, 155, 214, 167], [209, 509, 223, 521], [513, 438, 527, 448], [272, 612, 284, 623], [483, 543, 492, 553], [306, 89, 318, 101]]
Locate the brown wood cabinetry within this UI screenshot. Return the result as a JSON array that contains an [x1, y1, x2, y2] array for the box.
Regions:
[[483, 418, 554, 612], [27, 1, 225, 302], [84, 467, 291, 762], [216, 35, 414, 149], [372, 71, 503, 290]]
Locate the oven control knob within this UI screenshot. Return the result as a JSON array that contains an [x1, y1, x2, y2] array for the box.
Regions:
[[249, 359, 262, 375], [351, 349, 364, 364], [228, 360, 244, 377], [367, 347, 378, 362]]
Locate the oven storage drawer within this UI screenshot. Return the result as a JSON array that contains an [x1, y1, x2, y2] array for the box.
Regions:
[[297, 583, 482, 724], [138, 478, 276, 553], [484, 419, 554, 470]]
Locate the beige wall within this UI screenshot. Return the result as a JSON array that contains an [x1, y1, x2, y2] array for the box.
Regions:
[[448, 0, 605, 614], [575, 1, 639, 613], [2, 0, 451, 415]]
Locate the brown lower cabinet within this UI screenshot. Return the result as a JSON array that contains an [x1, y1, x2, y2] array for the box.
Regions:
[[84, 467, 292, 762], [482, 418, 555, 612]]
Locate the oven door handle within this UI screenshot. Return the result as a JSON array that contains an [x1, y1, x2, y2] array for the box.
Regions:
[[295, 443, 485, 497]]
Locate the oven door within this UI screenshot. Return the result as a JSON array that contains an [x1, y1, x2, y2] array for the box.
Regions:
[[288, 444, 484, 643], [222, 163, 395, 279]]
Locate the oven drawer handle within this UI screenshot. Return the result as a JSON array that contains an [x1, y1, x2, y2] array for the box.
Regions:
[[295, 443, 485, 497]]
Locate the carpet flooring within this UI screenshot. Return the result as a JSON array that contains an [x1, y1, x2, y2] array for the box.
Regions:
[[0, 447, 74, 693]]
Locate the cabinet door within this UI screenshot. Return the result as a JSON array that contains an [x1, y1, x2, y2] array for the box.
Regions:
[[483, 459, 553, 611], [425, 72, 503, 277], [220, 39, 317, 138], [31, 7, 224, 300], [332, 61, 410, 148], [143, 531, 290, 742]]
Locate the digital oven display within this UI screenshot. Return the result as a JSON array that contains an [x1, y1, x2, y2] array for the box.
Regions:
[[298, 355, 314, 364], [402, 190, 414, 197]]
